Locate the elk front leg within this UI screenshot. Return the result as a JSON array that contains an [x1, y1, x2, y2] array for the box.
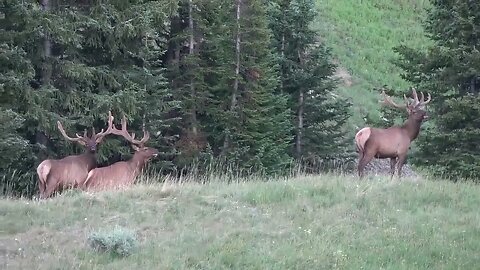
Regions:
[[396, 155, 407, 178]]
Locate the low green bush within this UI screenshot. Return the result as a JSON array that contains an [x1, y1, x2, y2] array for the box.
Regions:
[[87, 226, 138, 257]]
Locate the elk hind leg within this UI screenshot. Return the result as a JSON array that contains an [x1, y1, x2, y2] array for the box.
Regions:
[[41, 177, 60, 199], [358, 151, 375, 179], [36, 161, 51, 198]]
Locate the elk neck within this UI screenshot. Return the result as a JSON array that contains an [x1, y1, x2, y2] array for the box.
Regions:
[[127, 152, 150, 174], [401, 116, 423, 141], [80, 151, 97, 169]]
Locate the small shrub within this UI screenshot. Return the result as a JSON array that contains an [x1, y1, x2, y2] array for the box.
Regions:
[[87, 226, 138, 257]]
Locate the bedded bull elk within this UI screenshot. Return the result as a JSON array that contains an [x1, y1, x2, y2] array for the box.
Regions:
[[355, 87, 431, 178], [36, 112, 115, 198], [83, 114, 159, 191]]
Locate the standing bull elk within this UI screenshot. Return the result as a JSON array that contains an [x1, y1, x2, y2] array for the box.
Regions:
[[36, 112, 115, 198], [355, 88, 431, 178], [83, 114, 159, 191]]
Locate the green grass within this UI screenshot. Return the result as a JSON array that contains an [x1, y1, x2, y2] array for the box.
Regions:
[[315, 0, 433, 124], [1, 174, 479, 269]]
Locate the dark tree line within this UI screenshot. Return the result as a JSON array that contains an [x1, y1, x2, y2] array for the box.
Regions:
[[2, 0, 479, 197], [0, 0, 352, 196]]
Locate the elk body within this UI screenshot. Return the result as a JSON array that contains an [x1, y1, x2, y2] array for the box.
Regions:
[[36, 113, 114, 198], [83, 114, 159, 192], [355, 88, 431, 178]]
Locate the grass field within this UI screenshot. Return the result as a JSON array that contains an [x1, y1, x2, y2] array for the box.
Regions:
[[1, 174, 479, 269], [315, 0, 432, 123]]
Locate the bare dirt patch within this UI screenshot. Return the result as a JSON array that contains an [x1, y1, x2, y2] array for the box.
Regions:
[[333, 66, 353, 87], [362, 158, 420, 180]]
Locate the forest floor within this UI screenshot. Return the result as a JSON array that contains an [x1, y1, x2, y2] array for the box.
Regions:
[[1, 173, 479, 269]]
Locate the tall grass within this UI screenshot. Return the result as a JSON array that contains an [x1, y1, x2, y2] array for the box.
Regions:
[[0, 173, 479, 269]]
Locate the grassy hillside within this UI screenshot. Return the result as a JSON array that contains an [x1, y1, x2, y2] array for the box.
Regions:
[[315, 0, 432, 124], [1, 174, 479, 269]]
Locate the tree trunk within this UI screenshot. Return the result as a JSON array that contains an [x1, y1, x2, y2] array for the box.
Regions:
[[40, 0, 51, 86], [280, 33, 285, 93], [295, 50, 305, 158], [188, 0, 198, 136], [296, 89, 304, 158], [222, 0, 242, 154]]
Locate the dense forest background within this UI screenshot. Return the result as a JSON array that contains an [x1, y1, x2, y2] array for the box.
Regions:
[[1, 0, 479, 196]]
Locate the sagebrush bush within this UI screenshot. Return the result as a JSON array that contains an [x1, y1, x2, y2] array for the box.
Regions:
[[87, 226, 138, 257]]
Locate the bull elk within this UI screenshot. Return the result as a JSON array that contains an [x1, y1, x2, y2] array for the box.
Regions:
[[36, 112, 115, 198], [355, 87, 431, 178], [83, 114, 159, 191]]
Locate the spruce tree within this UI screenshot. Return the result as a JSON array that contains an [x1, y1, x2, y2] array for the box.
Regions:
[[0, 0, 179, 195], [199, 0, 293, 173], [394, 0, 480, 180], [267, 0, 352, 169]]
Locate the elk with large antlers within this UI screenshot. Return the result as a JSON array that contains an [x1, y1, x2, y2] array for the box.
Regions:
[[355, 87, 431, 178], [82, 114, 159, 191], [36, 112, 115, 198]]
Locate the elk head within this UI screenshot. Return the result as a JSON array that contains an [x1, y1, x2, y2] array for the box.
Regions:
[[381, 87, 432, 123], [110, 115, 159, 161], [57, 114, 115, 153]]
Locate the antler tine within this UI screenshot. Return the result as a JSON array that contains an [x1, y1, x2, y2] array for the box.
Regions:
[[419, 92, 431, 106], [139, 128, 150, 144], [409, 87, 421, 107], [94, 111, 116, 143], [108, 114, 142, 146], [57, 121, 86, 143], [380, 90, 406, 109], [411, 87, 419, 102]]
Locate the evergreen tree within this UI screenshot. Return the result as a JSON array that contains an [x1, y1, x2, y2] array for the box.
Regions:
[[201, 0, 293, 173], [164, 0, 214, 168], [267, 0, 352, 168], [0, 0, 48, 193], [0, 0, 179, 195], [394, 0, 480, 180]]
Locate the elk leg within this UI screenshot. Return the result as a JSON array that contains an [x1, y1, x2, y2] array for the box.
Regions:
[[389, 158, 397, 178], [358, 152, 375, 178], [38, 180, 46, 198], [41, 180, 59, 199], [396, 155, 407, 178]]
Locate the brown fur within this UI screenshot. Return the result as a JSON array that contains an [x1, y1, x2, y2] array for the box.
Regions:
[[36, 112, 115, 198], [37, 153, 97, 198], [356, 88, 431, 178], [82, 113, 159, 192], [83, 147, 158, 191]]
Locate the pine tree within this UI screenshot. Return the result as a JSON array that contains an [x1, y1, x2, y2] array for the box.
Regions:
[[394, 0, 480, 180]]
